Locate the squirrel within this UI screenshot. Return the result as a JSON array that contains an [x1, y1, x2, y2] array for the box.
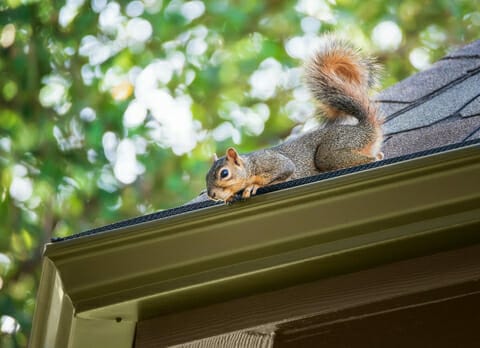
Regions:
[[206, 35, 384, 203]]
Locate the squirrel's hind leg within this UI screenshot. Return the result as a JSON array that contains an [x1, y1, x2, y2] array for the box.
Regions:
[[315, 148, 376, 172]]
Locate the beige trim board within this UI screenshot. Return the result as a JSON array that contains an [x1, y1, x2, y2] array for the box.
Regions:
[[30, 257, 135, 348], [30, 144, 480, 348]]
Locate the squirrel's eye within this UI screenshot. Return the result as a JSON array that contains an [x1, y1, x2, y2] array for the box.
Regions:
[[220, 169, 229, 179]]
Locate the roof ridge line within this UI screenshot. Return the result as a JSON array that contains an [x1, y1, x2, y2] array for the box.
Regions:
[[385, 65, 480, 123]]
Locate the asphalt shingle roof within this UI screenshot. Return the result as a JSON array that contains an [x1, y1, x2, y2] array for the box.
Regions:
[[378, 40, 480, 158]]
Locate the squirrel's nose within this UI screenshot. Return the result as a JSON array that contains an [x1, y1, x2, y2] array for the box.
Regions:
[[208, 190, 216, 199]]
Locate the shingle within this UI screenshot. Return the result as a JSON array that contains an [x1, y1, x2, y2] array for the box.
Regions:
[[466, 128, 480, 140], [383, 72, 480, 134], [377, 101, 410, 118], [383, 116, 480, 159], [460, 95, 480, 117], [377, 59, 480, 103], [444, 40, 480, 58]]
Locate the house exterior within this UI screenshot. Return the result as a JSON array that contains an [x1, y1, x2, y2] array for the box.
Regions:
[[30, 41, 480, 347]]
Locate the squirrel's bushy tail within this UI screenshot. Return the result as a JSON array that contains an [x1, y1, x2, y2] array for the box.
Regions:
[[305, 35, 382, 127]]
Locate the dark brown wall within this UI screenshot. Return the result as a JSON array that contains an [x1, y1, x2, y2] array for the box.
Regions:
[[135, 244, 480, 347]]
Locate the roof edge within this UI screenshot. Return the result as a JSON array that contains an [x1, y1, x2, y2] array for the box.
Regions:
[[31, 142, 480, 347]]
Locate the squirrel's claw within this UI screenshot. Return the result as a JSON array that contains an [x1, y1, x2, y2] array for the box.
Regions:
[[225, 192, 244, 204]]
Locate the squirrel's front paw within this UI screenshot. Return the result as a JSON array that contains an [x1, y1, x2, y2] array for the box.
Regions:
[[225, 185, 260, 204], [241, 184, 260, 199]]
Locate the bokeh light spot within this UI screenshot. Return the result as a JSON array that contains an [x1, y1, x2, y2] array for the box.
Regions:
[[0, 24, 16, 48], [372, 21, 403, 51]]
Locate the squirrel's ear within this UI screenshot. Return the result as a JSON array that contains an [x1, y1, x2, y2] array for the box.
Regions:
[[212, 153, 218, 163], [226, 147, 242, 166]]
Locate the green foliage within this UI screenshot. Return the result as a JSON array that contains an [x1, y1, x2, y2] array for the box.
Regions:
[[0, 0, 478, 346]]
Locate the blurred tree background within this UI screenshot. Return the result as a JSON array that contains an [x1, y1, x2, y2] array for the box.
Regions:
[[0, 0, 478, 346]]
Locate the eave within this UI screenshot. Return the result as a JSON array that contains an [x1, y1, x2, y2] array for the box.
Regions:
[[30, 142, 480, 348]]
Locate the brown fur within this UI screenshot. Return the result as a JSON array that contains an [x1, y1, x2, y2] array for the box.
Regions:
[[321, 52, 364, 85], [205, 35, 384, 203]]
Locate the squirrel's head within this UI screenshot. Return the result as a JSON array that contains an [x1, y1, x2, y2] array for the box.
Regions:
[[205, 147, 248, 202]]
